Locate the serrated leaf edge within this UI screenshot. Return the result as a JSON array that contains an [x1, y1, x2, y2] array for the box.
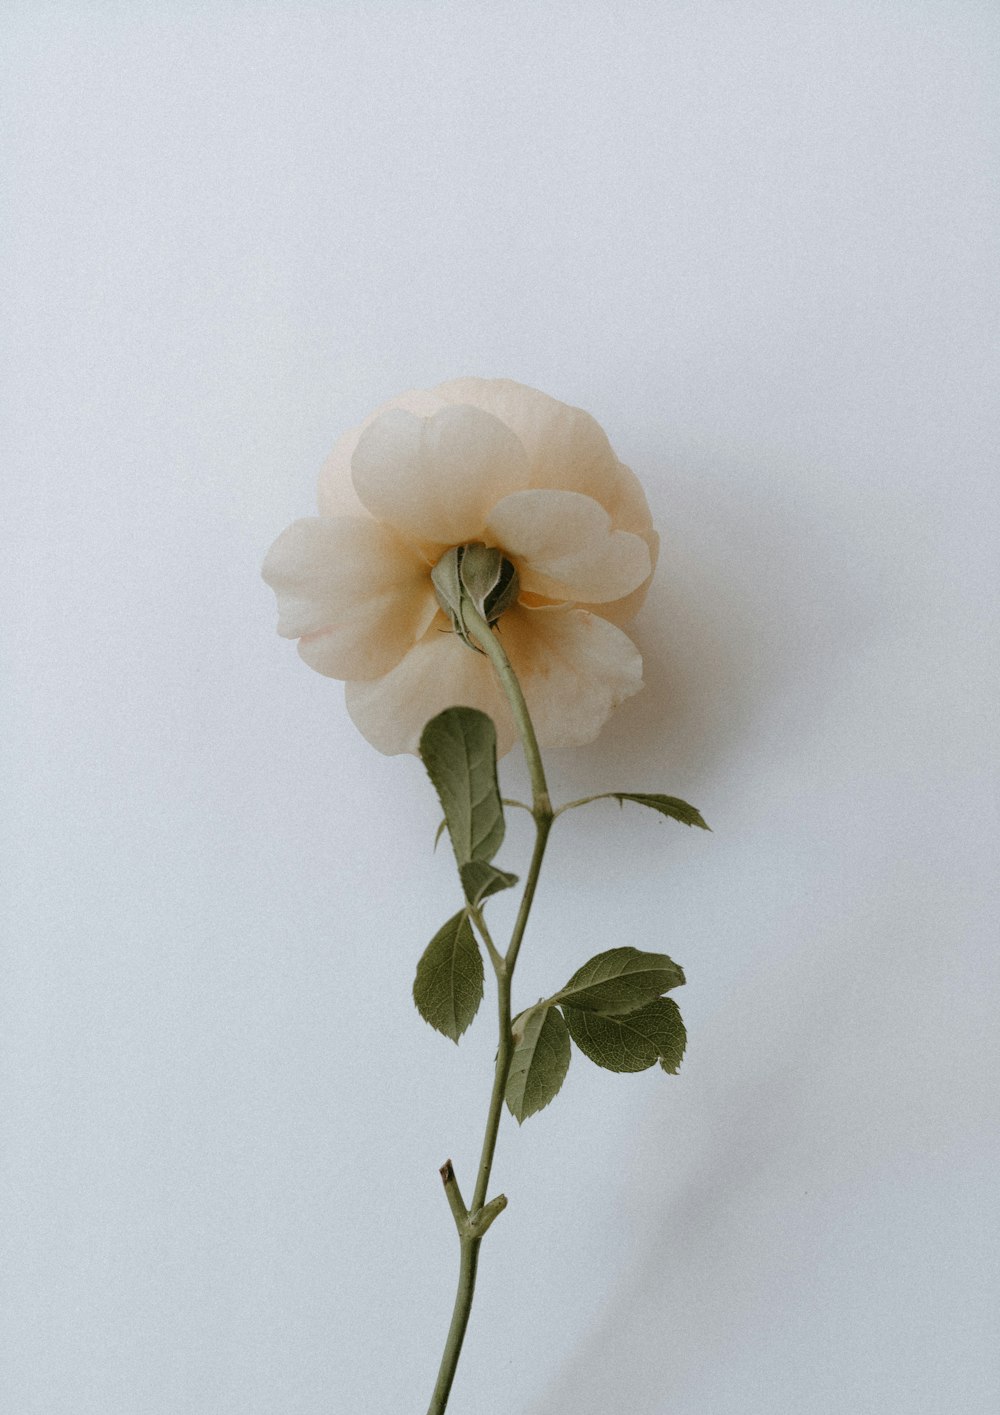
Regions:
[[412, 911, 484, 1043], [504, 1005, 571, 1124]]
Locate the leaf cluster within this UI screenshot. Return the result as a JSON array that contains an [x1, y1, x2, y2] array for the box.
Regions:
[[412, 706, 700, 1116], [504, 946, 687, 1122]]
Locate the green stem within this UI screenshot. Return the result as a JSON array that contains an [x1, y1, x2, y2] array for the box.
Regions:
[[426, 938, 514, 1415], [425, 607, 554, 1415], [503, 791, 552, 973], [553, 793, 607, 817], [468, 905, 503, 974], [463, 603, 551, 818], [426, 1237, 480, 1415], [471, 966, 513, 1212]]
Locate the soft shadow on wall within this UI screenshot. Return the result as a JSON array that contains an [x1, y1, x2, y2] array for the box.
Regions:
[[528, 438, 886, 1415], [554, 439, 878, 806]]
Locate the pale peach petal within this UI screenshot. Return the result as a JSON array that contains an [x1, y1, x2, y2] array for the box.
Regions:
[[485, 489, 651, 604], [433, 379, 658, 620], [344, 618, 515, 756], [350, 404, 530, 546], [316, 389, 449, 518], [499, 604, 644, 748], [261, 517, 438, 680], [433, 377, 637, 516], [607, 461, 656, 537], [579, 528, 661, 626]]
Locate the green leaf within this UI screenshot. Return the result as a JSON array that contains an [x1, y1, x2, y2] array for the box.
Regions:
[[655, 998, 687, 1075], [433, 819, 447, 852], [577, 793, 710, 831], [420, 707, 505, 866], [505, 1005, 571, 1123], [615, 793, 709, 829], [459, 860, 519, 907], [555, 946, 685, 1016], [413, 911, 484, 1042], [562, 997, 687, 1074]]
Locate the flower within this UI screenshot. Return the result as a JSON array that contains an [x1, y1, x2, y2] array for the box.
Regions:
[[262, 378, 659, 755]]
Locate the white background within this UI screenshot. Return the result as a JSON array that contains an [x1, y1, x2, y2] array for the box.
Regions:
[[3, 3, 998, 1412]]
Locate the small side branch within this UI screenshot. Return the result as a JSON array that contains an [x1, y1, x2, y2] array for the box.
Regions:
[[468, 905, 504, 973], [468, 1193, 508, 1238], [439, 1159, 469, 1235]]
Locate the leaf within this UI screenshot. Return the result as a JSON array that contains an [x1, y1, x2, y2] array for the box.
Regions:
[[655, 999, 687, 1075], [433, 819, 447, 852], [420, 707, 505, 866], [579, 793, 710, 831], [505, 1005, 571, 1123], [562, 998, 686, 1074], [459, 860, 519, 907], [413, 911, 484, 1042], [555, 946, 685, 1016]]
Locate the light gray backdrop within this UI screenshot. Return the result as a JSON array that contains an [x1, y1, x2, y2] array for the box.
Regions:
[[3, 3, 998, 1413]]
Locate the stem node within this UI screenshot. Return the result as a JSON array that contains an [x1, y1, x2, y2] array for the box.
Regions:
[[533, 793, 554, 825]]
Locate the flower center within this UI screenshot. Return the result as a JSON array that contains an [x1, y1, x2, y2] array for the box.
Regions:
[[431, 543, 520, 648]]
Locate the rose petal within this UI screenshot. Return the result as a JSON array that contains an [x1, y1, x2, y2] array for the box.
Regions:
[[579, 527, 661, 626], [433, 379, 658, 620], [606, 460, 656, 537], [350, 404, 530, 546], [317, 388, 449, 518], [261, 517, 438, 680], [433, 377, 636, 515], [485, 489, 651, 604], [344, 618, 515, 756], [499, 604, 644, 748]]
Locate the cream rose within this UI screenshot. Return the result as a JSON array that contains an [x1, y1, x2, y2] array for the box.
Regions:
[[262, 377, 659, 755]]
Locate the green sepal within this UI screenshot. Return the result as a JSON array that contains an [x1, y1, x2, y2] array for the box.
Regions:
[[504, 1004, 571, 1123], [456, 543, 509, 621], [460, 860, 519, 907], [412, 911, 484, 1042], [430, 543, 519, 648], [420, 707, 505, 866], [562, 997, 686, 1074], [430, 547, 465, 625], [555, 946, 685, 1016]]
